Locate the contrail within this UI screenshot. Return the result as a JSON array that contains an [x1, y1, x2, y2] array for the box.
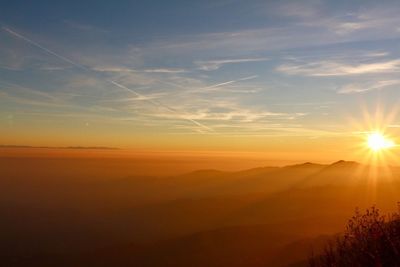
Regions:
[[2, 27, 89, 72], [1, 26, 213, 132], [202, 75, 258, 90], [109, 80, 213, 131]]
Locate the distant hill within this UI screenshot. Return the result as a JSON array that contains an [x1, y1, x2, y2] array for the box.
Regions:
[[1, 158, 399, 267], [10, 225, 331, 267]]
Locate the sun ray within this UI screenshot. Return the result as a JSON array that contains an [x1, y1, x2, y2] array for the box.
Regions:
[[366, 132, 395, 152], [345, 103, 400, 202]]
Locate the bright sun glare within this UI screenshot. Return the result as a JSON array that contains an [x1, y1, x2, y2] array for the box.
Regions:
[[367, 132, 395, 152]]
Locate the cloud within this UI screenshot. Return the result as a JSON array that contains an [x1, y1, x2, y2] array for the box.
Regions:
[[151, 108, 302, 123], [145, 95, 307, 127], [0, 30, 70, 71], [8, 4, 400, 138], [92, 66, 135, 73], [0, 80, 59, 102], [204, 85, 262, 94], [142, 68, 187, 73], [277, 59, 400, 76], [365, 52, 389, 58], [140, 4, 400, 60], [2, 26, 215, 132], [338, 80, 400, 94], [98, 92, 167, 102], [277, 2, 400, 36], [194, 57, 269, 71], [333, 22, 366, 35], [173, 75, 260, 96], [200, 75, 258, 91], [93, 66, 186, 74], [63, 20, 109, 34], [276, 0, 322, 19]]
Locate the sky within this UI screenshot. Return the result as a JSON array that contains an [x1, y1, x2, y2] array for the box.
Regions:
[[2, 0, 400, 161]]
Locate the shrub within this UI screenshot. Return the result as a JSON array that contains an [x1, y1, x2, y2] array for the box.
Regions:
[[310, 205, 400, 267]]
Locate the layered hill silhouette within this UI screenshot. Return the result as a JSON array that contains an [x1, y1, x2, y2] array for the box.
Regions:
[[1, 157, 400, 266]]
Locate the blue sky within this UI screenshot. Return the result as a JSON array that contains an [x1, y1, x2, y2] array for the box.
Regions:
[[1, 0, 400, 153]]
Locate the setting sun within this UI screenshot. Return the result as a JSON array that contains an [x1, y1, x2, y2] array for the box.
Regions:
[[367, 132, 395, 152], [5, 1, 400, 266]]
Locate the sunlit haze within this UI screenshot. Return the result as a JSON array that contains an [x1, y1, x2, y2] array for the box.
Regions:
[[3, 2, 400, 267]]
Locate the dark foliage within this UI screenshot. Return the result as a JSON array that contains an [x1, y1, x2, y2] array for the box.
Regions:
[[310, 205, 400, 267]]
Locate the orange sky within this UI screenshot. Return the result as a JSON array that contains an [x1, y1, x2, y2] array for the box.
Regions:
[[2, 1, 400, 164]]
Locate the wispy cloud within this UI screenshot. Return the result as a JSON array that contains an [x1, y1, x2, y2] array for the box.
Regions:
[[204, 85, 262, 94], [277, 2, 400, 36], [338, 80, 400, 94], [98, 92, 167, 102], [1, 26, 213, 132], [0, 80, 62, 104], [136, 4, 400, 61], [365, 51, 390, 58], [5, 2, 400, 140], [276, 0, 321, 19], [93, 66, 186, 73], [277, 59, 400, 76], [200, 75, 258, 91], [142, 68, 187, 73], [194, 57, 269, 71], [150, 108, 304, 124], [63, 20, 109, 34], [145, 95, 307, 127]]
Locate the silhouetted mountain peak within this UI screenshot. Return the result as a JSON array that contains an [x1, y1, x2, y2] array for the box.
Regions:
[[323, 160, 361, 171], [330, 160, 359, 167], [285, 162, 326, 169]]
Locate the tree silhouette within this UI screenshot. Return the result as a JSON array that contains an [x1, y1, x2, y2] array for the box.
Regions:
[[310, 205, 400, 267]]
